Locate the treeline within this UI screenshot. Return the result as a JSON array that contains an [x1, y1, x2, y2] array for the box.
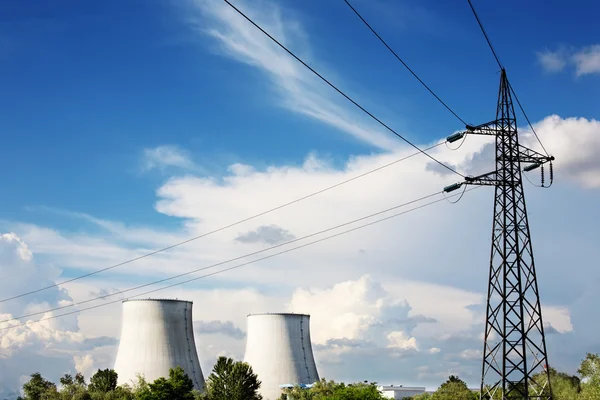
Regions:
[[13, 357, 260, 400], [279, 353, 600, 400], [12, 353, 600, 400]]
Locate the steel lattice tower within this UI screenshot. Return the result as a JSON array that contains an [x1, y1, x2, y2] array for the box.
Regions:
[[444, 69, 554, 399]]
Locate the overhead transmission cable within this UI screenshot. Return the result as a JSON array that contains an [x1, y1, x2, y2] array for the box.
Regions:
[[0, 142, 445, 305], [1, 186, 480, 331], [0, 190, 441, 323], [222, 0, 464, 178], [466, 0, 549, 156], [342, 0, 468, 126]]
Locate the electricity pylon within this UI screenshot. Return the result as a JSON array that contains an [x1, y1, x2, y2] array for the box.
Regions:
[[444, 69, 554, 399]]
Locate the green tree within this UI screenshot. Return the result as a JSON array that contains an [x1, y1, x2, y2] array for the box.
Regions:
[[279, 379, 386, 400], [204, 357, 262, 400], [134, 367, 196, 400], [75, 374, 86, 386], [579, 353, 600, 400], [22, 373, 56, 400], [529, 367, 581, 399], [407, 393, 432, 400], [328, 381, 385, 399], [430, 376, 477, 400], [58, 372, 91, 400], [88, 369, 118, 393]]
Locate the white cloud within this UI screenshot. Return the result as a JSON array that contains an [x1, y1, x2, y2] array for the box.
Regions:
[[142, 145, 199, 172], [521, 115, 600, 188], [188, 0, 400, 150], [537, 49, 567, 72], [536, 44, 600, 76], [74, 354, 95, 377], [573, 44, 600, 76], [0, 234, 118, 397], [1, 112, 599, 390], [387, 331, 418, 351]]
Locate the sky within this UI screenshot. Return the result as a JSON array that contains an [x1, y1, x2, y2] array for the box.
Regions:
[[0, 0, 599, 397]]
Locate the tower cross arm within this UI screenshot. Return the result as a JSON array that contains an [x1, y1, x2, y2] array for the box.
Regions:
[[517, 144, 554, 165]]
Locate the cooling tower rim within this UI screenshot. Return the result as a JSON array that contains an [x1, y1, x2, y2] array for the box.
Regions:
[[247, 312, 310, 317], [122, 298, 193, 304]]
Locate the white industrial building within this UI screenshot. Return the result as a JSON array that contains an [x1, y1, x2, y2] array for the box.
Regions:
[[113, 299, 205, 391], [378, 385, 426, 399], [244, 313, 319, 400]]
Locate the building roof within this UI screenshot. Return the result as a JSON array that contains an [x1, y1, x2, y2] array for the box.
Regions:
[[378, 385, 426, 391]]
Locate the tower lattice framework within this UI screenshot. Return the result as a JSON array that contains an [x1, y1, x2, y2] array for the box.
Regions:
[[445, 69, 554, 399]]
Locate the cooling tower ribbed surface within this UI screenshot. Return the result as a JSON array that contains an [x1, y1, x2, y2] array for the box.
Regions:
[[244, 313, 319, 400], [113, 299, 204, 391]]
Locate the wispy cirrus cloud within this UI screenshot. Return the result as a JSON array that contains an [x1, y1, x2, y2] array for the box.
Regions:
[[537, 44, 600, 77], [187, 0, 400, 151], [142, 145, 203, 173]]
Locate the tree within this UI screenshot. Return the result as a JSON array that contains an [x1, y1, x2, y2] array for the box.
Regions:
[[328, 381, 385, 399], [430, 376, 477, 400], [407, 394, 432, 400], [279, 379, 386, 400], [135, 367, 196, 400], [58, 372, 91, 400], [22, 373, 56, 400], [529, 367, 580, 399], [75, 374, 86, 386], [88, 369, 118, 393], [59, 375, 73, 387], [579, 353, 600, 400], [205, 357, 262, 400]]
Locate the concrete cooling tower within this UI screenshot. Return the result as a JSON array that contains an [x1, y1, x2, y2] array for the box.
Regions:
[[113, 299, 204, 391], [244, 313, 319, 400]]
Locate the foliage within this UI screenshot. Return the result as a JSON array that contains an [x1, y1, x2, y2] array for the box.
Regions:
[[135, 366, 196, 400], [204, 356, 262, 400], [279, 378, 386, 400], [88, 369, 118, 393], [17, 353, 600, 400], [22, 373, 57, 400], [429, 376, 477, 400], [579, 353, 600, 400]]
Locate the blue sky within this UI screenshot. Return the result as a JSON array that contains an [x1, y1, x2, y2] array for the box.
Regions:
[[1, 0, 598, 226], [1, 0, 600, 396]]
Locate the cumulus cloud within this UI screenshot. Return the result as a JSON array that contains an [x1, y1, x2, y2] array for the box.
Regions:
[[235, 224, 296, 245], [522, 115, 600, 188], [195, 320, 246, 340], [187, 0, 399, 150], [0, 233, 119, 396], [287, 275, 423, 359], [74, 354, 95, 377], [537, 44, 600, 76], [2, 111, 599, 390]]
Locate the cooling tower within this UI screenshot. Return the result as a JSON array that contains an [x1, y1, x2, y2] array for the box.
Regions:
[[244, 313, 319, 400], [113, 299, 204, 391]]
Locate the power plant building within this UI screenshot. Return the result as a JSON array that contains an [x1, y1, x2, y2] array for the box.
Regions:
[[113, 299, 205, 391], [244, 313, 319, 400], [378, 385, 427, 399]]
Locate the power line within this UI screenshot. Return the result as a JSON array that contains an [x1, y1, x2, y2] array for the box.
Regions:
[[223, 0, 464, 178], [0, 142, 444, 305], [342, 0, 468, 126], [1, 186, 480, 331], [466, 0, 549, 156], [1, 190, 441, 323], [509, 82, 550, 156], [467, 0, 503, 69]]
